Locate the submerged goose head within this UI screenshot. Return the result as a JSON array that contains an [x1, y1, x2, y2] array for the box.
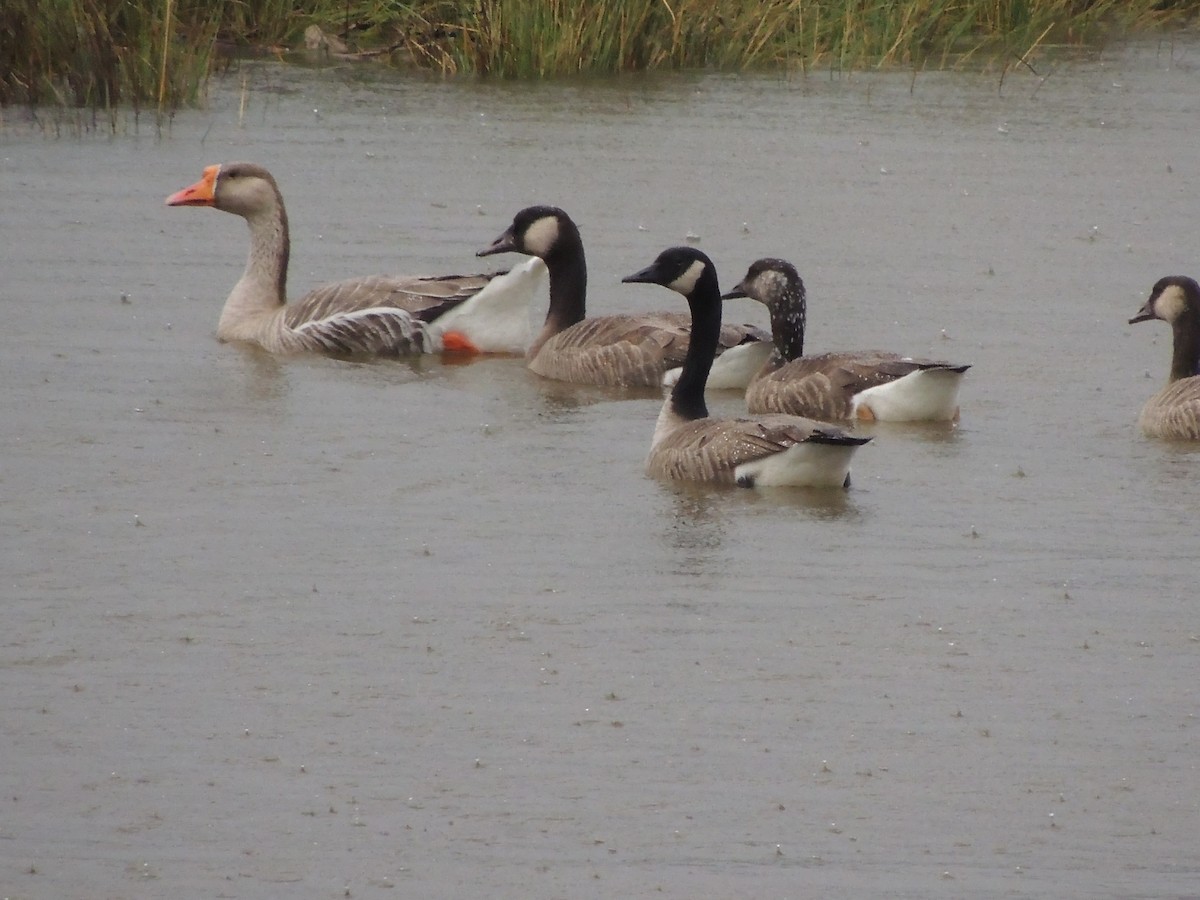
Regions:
[[723, 258, 808, 361]]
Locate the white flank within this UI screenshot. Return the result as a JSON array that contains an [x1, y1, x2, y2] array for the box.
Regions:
[[734, 441, 860, 488], [426, 256, 548, 353], [850, 368, 965, 421], [661, 339, 774, 389]]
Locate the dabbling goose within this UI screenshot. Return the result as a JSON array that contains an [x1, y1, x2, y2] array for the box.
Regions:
[[166, 162, 545, 356], [622, 247, 870, 488], [724, 258, 969, 422], [1128, 276, 1200, 440], [478, 206, 772, 388]]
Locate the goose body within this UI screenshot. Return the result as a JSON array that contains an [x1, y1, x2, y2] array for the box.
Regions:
[[479, 206, 771, 387], [166, 162, 545, 356], [724, 258, 969, 422], [1129, 276, 1200, 440], [622, 247, 870, 488]]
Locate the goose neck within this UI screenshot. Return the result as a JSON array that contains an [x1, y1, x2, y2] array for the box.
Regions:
[[542, 240, 588, 332], [240, 200, 290, 307], [767, 286, 807, 362], [669, 271, 722, 422], [1169, 312, 1200, 382]]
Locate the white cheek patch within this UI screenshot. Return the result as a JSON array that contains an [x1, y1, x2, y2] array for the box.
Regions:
[[523, 216, 560, 257], [756, 270, 788, 298], [1155, 285, 1187, 323], [668, 259, 706, 296]]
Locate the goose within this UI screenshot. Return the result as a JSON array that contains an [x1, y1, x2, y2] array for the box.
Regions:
[[621, 246, 870, 488], [1128, 275, 1200, 440], [723, 258, 970, 422], [478, 206, 772, 388], [165, 162, 545, 356]]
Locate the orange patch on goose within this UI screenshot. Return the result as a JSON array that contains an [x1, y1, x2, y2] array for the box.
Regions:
[[441, 331, 481, 354]]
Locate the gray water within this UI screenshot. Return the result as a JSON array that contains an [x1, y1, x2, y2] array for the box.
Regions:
[[2, 36, 1199, 899]]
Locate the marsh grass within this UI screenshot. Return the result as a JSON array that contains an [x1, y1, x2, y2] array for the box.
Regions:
[[0, 0, 1196, 111], [453, 0, 1194, 77], [0, 0, 221, 113]]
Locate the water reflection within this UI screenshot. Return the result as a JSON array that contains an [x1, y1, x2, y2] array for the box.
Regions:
[[533, 379, 661, 418], [655, 476, 862, 578]]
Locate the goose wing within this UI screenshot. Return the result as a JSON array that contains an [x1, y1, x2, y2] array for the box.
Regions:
[[648, 414, 866, 484], [1140, 378, 1200, 440], [534, 312, 771, 387], [749, 351, 969, 419], [285, 272, 499, 328], [282, 271, 509, 356]]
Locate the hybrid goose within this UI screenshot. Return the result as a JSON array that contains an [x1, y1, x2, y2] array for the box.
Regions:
[[166, 162, 545, 356], [622, 247, 870, 488], [478, 206, 772, 388], [724, 258, 970, 422], [1128, 276, 1200, 440]]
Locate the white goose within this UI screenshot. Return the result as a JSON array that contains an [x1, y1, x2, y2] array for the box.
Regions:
[[478, 206, 772, 388], [166, 162, 545, 356], [725, 258, 970, 422], [1128, 276, 1200, 440], [622, 247, 870, 488]]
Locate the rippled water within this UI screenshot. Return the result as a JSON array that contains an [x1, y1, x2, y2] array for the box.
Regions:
[[3, 36, 1199, 899]]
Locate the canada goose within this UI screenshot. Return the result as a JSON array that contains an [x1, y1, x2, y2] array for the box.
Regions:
[[478, 206, 772, 387], [621, 247, 870, 488], [723, 258, 970, 422], [166, 162, 545, 356], [1128, 276, 1200, 440]]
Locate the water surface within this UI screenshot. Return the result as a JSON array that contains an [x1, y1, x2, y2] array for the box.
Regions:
[[2, 37, 1199, 899]]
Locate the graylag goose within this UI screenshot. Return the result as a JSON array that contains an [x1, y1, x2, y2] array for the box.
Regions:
[[621, 247, 870, 488], [1128, 276, 1200, 440], [166, 162, 545, 356], [724, 258, 970, 422], [478, 206, 772, 388]]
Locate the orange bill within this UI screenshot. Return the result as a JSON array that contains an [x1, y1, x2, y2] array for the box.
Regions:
[[165, 165, 220, 206]]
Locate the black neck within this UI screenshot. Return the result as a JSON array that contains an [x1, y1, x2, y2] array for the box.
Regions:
[[670, 267, 722, 421], [768, 285, 806, 362], [543, 223, 587, 333], [1170, 311, 1200, 382]]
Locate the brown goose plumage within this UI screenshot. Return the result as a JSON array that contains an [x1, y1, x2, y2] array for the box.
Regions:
[[622, 246, 869, 489], [725, 258, 969, 422], [1129, 276, 1200, 440], [166, 162, 544, 356], [479, 206, 770, 387]]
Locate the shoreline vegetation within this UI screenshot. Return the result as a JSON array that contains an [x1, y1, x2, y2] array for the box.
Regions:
[[1, 0, 1198, 112]]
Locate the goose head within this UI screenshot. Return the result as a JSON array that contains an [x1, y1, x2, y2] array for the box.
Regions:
[[478, 205, 580, 263], [621, 245, 717, 300], [1131, 275, 1200, 383], [1129, 276, 1200, 327], [165, 162, 282, 222], [724, 258, 807, 361]]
